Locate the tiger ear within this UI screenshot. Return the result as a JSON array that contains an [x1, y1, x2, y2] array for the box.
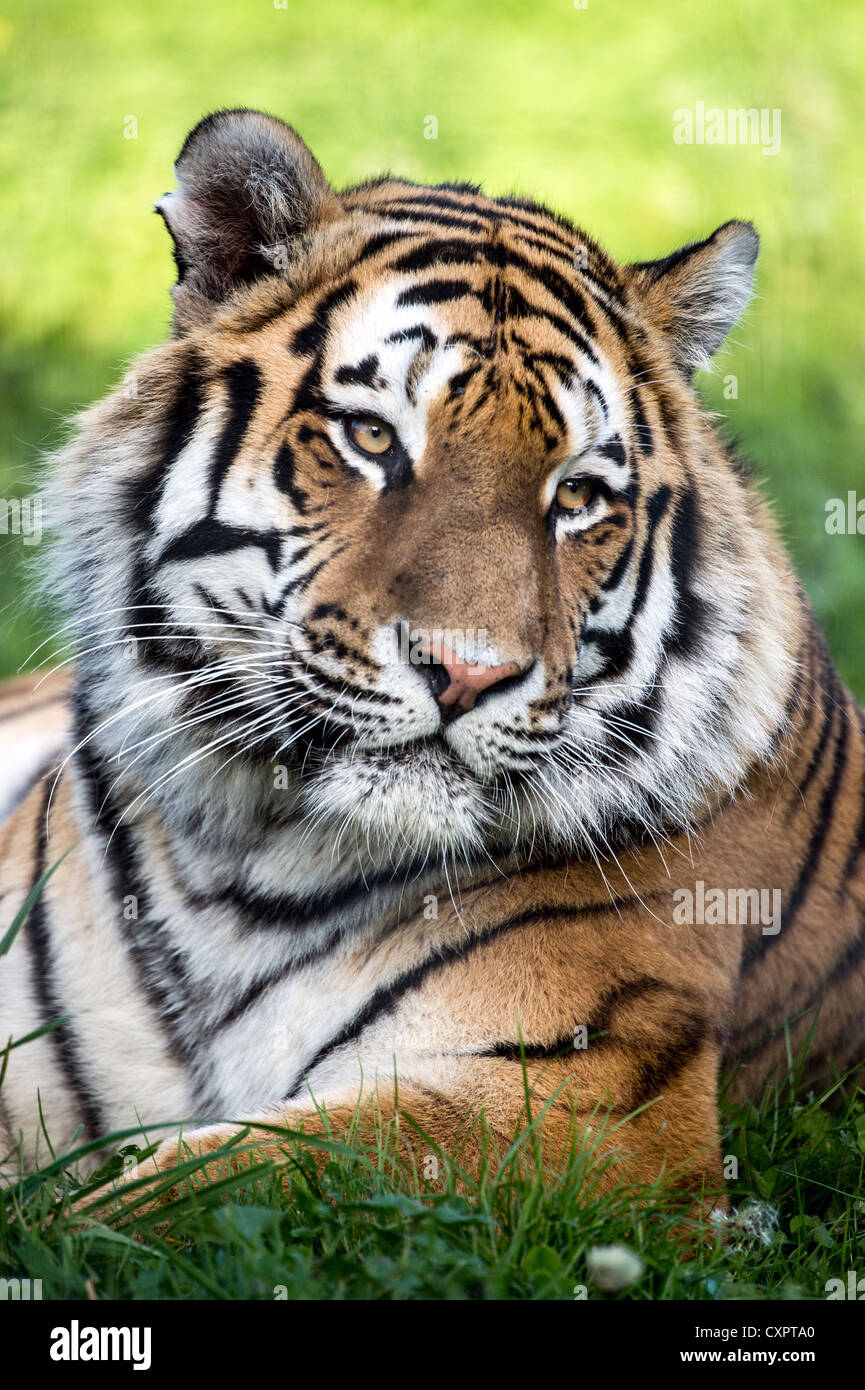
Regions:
[[627, 221, 759, 374], [156, 108, 336, 331]]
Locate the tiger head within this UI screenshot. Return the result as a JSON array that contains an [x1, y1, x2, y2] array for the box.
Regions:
[[54, 110, 796, 871]]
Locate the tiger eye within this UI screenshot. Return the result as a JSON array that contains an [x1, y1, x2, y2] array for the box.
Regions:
[[347, 416, 394, 455], [556, 478, 595, 511]]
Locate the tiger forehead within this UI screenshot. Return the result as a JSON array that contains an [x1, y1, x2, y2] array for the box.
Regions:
[[214, 235, 624, 458], [188, 181, 645, 477], [318, 290, 604, 464], [341, 178, 626, 294], [216, 180, 631, 356]]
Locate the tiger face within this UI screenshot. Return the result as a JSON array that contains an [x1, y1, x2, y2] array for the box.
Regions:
[[55, 110, 793, 871]]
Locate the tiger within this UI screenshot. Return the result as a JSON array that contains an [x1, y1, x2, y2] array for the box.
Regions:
[[1, 107, 864, 1211]]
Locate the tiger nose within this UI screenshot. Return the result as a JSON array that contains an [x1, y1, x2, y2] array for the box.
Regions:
[[432, 651, 522, 713]]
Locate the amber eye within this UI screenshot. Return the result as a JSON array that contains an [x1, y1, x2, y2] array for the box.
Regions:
[[555, 478, 596, 511], [346, 415, 394, 455]]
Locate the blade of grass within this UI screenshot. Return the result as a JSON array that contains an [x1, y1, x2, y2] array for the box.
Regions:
[[0, 837, 82, 957]]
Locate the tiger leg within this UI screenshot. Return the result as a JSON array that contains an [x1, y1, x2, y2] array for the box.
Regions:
[[74, 1040, 726, 1223]]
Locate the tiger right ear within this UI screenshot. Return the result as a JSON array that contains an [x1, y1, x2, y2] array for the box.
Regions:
[[627, 221, 759, 375], [156, 108, 337, 331]]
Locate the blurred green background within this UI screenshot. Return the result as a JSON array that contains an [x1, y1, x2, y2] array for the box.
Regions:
[[1, 0, 863, 688]]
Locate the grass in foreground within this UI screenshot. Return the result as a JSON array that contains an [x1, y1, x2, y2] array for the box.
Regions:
[[1, 1064, 863, 1301]]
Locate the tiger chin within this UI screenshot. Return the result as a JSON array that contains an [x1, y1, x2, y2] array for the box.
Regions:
[[1, 108, 863, 1220]]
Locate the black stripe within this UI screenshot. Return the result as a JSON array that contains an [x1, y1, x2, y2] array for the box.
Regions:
[[598, 436, 626, 468], [395, 278, 475, 308], [667, 485, 711, 659], [284, 896, 670, 1098], [334, 354, 383, 389], [368, 203, 489, 235], [511, 343, 579, 389], [209, 923, 350, 1033], [231, 292, 296, 336], [729, 904, 865, 1057], [841, 704, 865, 886], [784, 645, 808, 723], [513, 256, 600, 341], [125, 349, 207, 659], [284, 906, 550, 1098], [348, 229, 417, 266], [581, 625, 635, 683], [386, 237, 617, 358], [158, 518, 282, 570], [25, 781, 106, 1140], [598, 536, 634, 594], [476, 1035, 580, 1062], [366, 191, 576, 250], [276, 544, 348, 604], [191, 853, 433, 937], [446, 365, 481, 401], [580, 487, 670, 686], [655, 387, 683, 455], [583, 973, 670, 1033], [386, 324, 438, 350], [632, 486, 672, 617], [629, 385, 653, 453], [389, 237, 483, 275], [598, 684, 663, 763], [369, 202, 617, 344], [816, 908, 865, 994], [743, 677, 850, 971], [273, 438, 310, 514], [629, 1013, 709, 1106], [510, 225, 619, 293], [291, 280, 358, 357], [191, 583, 244, 628], [206, 359, 262, 513], [498, 237, 630, 341], [294, 660, 396, 707], [768, 632, 809, 761], [584, 380, 609, 421], [367, 189, 621, 304], [126, 348, 206, 527], [728, 903, 865, 1056], [511, 352, 568, 436], [793, 641, 837, 806], [583, 975, 709, 1106], [72, 694, 195, 1065]]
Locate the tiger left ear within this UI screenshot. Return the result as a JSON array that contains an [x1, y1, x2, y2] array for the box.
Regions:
[[156, 108, 338, 331], [627, 220, 759, 374]]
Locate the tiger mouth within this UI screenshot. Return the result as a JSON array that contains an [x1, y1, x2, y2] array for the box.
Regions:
[[306, 731, 468, 777]]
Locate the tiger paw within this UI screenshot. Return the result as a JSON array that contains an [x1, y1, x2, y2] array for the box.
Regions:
[[69, 1122, 267, 1226]]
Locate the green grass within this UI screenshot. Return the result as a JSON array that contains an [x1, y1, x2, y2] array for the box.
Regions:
[[1, 0, 865, 689], [1, 1058, 863, 1300]]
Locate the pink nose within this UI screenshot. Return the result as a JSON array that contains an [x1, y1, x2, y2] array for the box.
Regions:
[[434, 649, 522, 712]]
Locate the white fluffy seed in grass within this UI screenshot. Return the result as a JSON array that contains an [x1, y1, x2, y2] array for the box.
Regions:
[[711, 1199, 779, 1249], [586, 1244, 644, 1291]]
